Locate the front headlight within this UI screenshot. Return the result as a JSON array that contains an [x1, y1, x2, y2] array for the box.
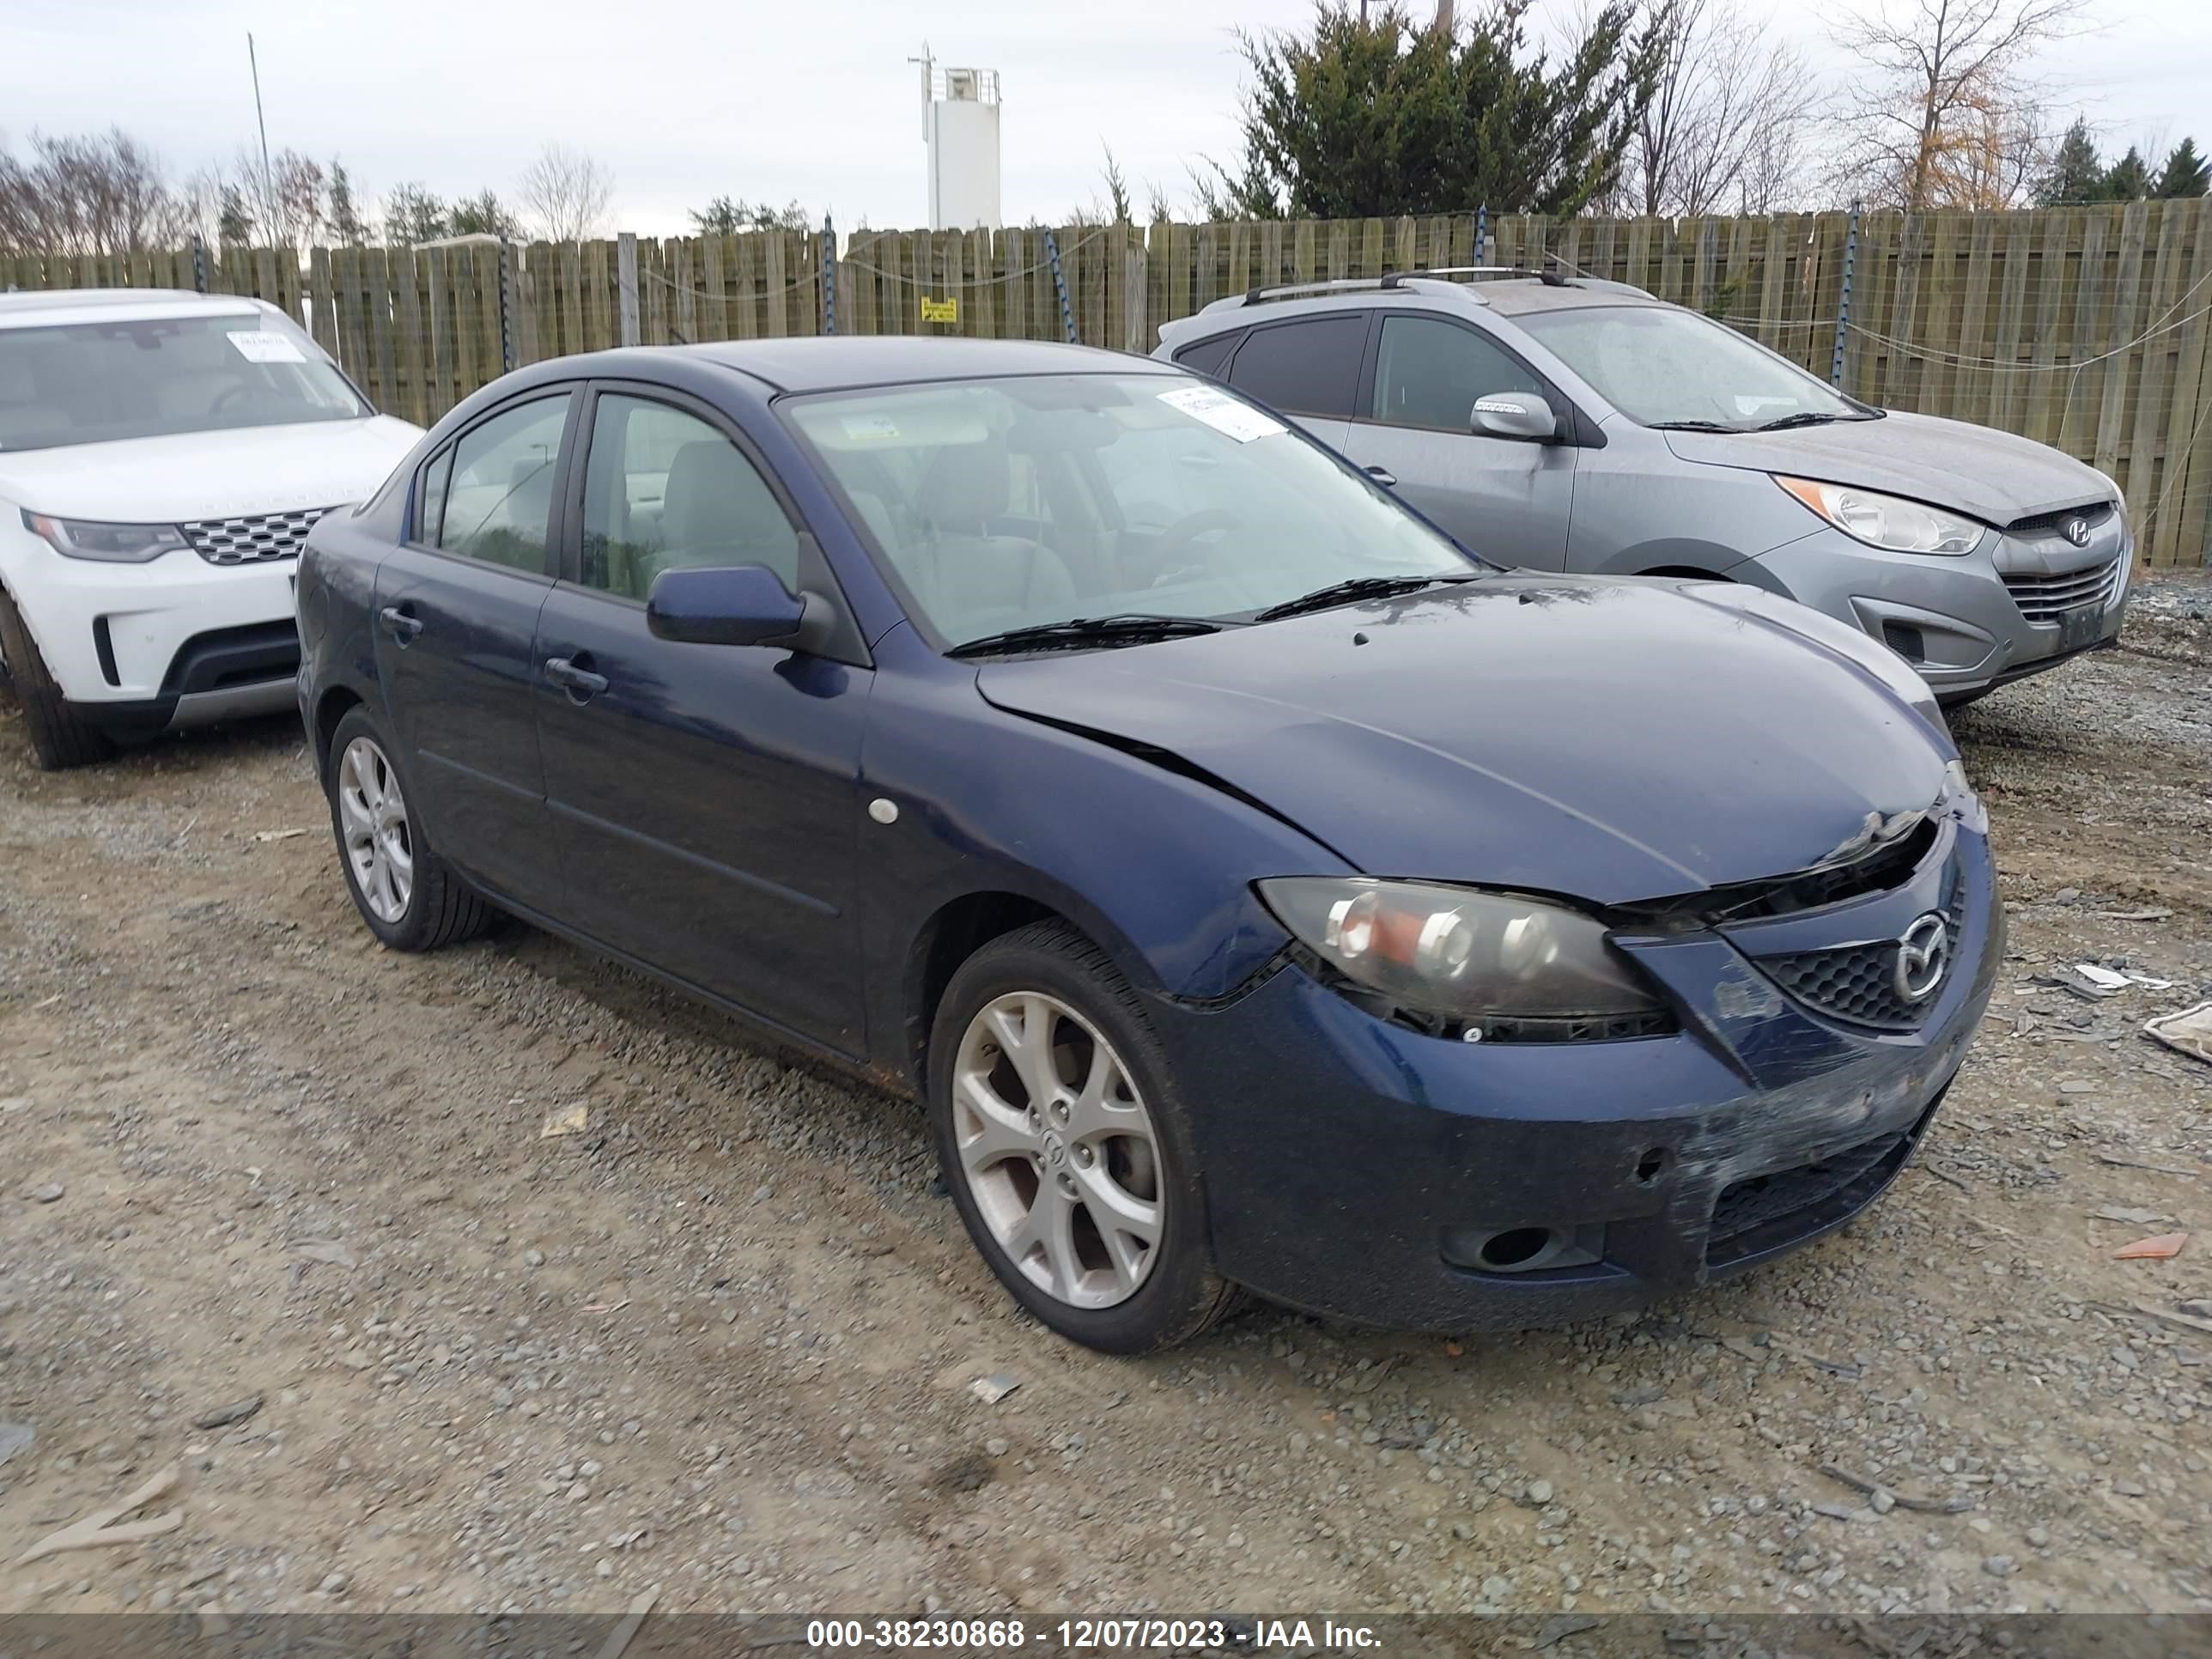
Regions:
[[1775, 477, 1984, 555], [22, 510, 191, 563], [1256, 878, 1667, 1029]]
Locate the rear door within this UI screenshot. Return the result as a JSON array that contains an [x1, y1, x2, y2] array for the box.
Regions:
[[532, 384, 871, 1054], [373, 387, 575, 911], [1218, 313, 1368, 450], [1342, 313, 1577, 568]]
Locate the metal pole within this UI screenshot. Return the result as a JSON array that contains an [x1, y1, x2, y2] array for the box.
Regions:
[[1475, 204, 1489, 268], [191, 235, 208, 295], [821, 215, 836, 335], [1045, 228, 1076, 344], [496, 240, 516, 374], [1831, 200, 1859, 390], [247, 33, 274, 241]]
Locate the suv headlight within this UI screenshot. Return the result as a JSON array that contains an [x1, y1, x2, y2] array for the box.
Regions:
[[1775, 477, 1984, 555], [23, 510, 191, 563], [1256, 878, 1666, 1024]]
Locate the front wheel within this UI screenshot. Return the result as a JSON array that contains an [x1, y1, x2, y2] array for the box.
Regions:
[[324, 706, 490, 951], [0, 584, 116, 770], [927, 921, 1239, 1352]]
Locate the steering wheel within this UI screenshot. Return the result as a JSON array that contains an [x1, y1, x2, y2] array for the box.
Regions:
[[209, 380, 252, 416], [1152, 507, 1243, 565]]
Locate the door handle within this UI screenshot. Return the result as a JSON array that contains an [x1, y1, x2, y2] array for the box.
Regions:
[[378, 605, 424, 642], [1364, 466, 1398, 487], [544, 655, 609, 700]]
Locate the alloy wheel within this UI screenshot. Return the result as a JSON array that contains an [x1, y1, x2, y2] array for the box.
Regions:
[[337, 735, 414, 924], [951, 991, 1164, 1309]]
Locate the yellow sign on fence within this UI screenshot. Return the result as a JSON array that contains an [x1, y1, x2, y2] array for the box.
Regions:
[[920, 295, 958, 325]]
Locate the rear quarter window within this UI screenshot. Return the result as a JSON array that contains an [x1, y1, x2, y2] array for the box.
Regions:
[[1224, 315, 1367, 419], [1172, 332, 1239, 380]]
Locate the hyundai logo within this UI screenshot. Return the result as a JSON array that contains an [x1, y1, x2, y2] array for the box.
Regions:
[[2063, 516, 2092, 547], [1894, 913, 1950, 1003]]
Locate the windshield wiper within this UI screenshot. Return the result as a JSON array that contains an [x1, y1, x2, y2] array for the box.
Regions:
[[1253, 573, 1479, 623], [945, 614, 1224, 659], [1753, 410, 1854, 431], [1646, 419, 1744, 433]]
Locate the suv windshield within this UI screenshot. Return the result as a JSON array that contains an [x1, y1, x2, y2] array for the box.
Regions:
[[0, 312, 369, 452], [1517, 304, 1868, 431], [782, 374, 1477, 649]]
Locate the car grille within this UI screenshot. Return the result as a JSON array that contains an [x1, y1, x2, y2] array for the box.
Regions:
[[2002, 556, 2123, 624], [1708, 1129, 1911, 1256], [2007, 499, 2114, 538], [181, 506, 337, 566], [1755, 863, 1967, 1032]]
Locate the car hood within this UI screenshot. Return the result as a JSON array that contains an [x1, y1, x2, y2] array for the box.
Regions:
[[975, 574, 1954, 904], [1662, 409, 2114, 525], [0, 416, 422, 522]]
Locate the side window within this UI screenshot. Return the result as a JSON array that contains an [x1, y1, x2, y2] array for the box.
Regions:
[[580, 394, 799, 601], [437, 395, 568, 572], [1372, 315, 1545, 431], [1173, 332, 1239, 380], [1224, 316, 1366, 418], [416, 447, 453, 544]]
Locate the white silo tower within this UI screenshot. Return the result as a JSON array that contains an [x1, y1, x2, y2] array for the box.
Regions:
[[914, 45, 1002, 230]]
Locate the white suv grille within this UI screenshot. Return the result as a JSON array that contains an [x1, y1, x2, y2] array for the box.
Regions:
[[182, 506, 337, 566]]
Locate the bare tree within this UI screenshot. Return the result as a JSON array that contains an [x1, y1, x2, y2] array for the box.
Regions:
[[1830, 0, 2092, 210], [516, 143, 612, 242], [1627, 0, 1823, 216], [0, 129, 191, 257]]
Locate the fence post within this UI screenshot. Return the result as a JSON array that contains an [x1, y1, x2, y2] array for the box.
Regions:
[[1831, 200, 1859, 390], [191, 236, 207, 295], [1045, 229, 1077, 344], [1122, 228, 1150, 354], [821, 216, 836, 335], [617, 233, 641, 348], [496, 240, 516, 374], [1476, 204, 1489, 267]]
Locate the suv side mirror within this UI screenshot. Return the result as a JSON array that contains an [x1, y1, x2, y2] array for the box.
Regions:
[[647, 563, 827, 652], [1472, 393, 1558, 442]]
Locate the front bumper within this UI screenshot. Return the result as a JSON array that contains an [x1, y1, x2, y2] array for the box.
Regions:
[[1156, 827, 1999, 1332], [1741, 520, 2130, 700]]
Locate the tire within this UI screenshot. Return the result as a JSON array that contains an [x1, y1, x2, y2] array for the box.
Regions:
[[0, 584, 117, 770], [323, 706, 490, 951], [927, 921, 1241, 1353]]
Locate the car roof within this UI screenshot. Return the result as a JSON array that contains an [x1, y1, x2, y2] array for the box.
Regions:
[[0, 288, 267, 330], [676, 336, 1167, 393], [1157, 274, 1666, 349]]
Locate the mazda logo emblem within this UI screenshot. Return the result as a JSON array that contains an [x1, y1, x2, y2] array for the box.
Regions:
[[2063, 516, 2091, 547], [1893, 913, 1950, 1003]]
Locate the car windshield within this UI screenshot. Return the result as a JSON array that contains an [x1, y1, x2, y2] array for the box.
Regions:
[[781, 373, 1478, 649], [0, 312, 369, 452], [1516, 304, 1867, 430]]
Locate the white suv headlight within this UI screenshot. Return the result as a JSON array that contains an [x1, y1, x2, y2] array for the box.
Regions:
[[22, 511, 191, 563], [1775, 477, 1984, 555]]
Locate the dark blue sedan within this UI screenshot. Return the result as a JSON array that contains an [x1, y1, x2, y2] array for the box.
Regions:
[[295, 337, 1997, 1352]]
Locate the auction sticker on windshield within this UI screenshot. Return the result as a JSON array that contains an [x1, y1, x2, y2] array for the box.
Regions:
[[227, 331, 307, 363], [1158, 385, 1285, 443]]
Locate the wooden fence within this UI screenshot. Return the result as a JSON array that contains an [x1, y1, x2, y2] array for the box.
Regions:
[[8, 199, 2211, 566]]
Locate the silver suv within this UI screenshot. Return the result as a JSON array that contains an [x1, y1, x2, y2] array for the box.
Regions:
[[1155, 270, 2131, 704]]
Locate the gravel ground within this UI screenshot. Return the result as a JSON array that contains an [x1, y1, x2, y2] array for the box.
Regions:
[[1, 577, 2209, 1621]]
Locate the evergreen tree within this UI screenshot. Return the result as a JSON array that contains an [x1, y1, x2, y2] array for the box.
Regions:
[[447, 189, 520, 237], [2154, 137, 2209, 198], [216, 185, 256, 244], [2035, 117, 2106, 204], [327, 161, 368, 243], [382, 183, 447, 246], [2103, 146, 2151, 201]]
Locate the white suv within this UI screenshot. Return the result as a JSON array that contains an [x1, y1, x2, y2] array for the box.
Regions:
[[0, 289, 422, 769]]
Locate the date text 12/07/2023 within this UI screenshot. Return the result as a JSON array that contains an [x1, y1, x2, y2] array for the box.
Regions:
[[801, 1619, 1385, 1651]]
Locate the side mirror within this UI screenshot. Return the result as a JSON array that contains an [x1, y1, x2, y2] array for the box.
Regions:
[[647, 563, 824, 651], [1472, 393, 1559, 442]]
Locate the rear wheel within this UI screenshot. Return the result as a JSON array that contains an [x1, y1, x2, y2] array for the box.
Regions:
[[0, 585, 117, 770], [928, 921, 1239, 1352], [324, 706, 490, 951]]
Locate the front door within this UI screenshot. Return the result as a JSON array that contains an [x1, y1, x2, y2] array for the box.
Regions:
[[1343, 313, 1577, 568], [532, 388, 870, 1054], [373, 389, 574, 912]]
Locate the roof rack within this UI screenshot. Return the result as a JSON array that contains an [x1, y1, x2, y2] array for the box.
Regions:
[[1389, 264, 1575, 288], [1222, 259, 1575, 312]]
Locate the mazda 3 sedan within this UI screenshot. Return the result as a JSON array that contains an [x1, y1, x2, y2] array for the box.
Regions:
[[297, 338, 1998, 1353]]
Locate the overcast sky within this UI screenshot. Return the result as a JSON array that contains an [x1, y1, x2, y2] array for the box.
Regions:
[[9, 0, 2210, 235]]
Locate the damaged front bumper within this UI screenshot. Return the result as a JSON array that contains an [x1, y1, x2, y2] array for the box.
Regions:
[[1155, 828, 2000, 1333]]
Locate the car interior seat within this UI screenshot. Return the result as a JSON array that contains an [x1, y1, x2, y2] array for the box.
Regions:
[[907, 441, 1076, 639]]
